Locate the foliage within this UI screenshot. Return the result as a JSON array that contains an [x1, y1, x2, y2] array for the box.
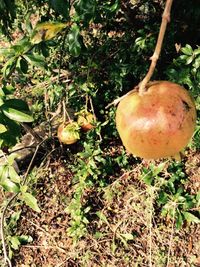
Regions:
[[141, 161, 200, 229], [0, 156, 40, 260], [0, 209, 33, 260], [0, 154, 40, 212], [0, 0, 16, 36], [0, 96, 33, 148], [0, 0, 199, 265], [65, 125, 131, 243]]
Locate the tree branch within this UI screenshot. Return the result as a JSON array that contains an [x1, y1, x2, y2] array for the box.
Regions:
[[106, 0, 174, 108], [139, 0, 174, 94]]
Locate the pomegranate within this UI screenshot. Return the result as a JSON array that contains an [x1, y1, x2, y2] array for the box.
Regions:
[[116, 81, 196, 159], [77, 111, 96, 132], [57, 121, 80, 144]]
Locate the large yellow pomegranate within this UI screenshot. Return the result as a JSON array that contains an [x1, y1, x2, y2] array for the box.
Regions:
[[116, 81, 196, 159]]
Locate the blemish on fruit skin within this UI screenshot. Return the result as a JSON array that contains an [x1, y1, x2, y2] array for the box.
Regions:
[[178, 123, 183, 130], [170, 111, 176, 116], [182, 99, 191, 112], [152, 139, 157, 145]]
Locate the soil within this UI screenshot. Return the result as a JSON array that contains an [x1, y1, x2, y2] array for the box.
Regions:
[[0, 145, 199, 267]]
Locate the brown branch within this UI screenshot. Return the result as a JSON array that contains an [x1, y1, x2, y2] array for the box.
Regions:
[[106, 0, 174, 108], [139, 0, 174, 94], [105, 85, 138, 109]]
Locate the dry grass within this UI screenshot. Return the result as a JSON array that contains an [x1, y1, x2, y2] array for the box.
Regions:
[[0, 151, 197, 267]]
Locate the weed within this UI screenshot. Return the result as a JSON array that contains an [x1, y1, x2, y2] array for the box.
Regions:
[[141, 161, 200, 229]]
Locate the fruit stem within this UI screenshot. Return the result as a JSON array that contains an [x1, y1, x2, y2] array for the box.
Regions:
[[62, 99, 71, 123], [139, 0, 174, 95]]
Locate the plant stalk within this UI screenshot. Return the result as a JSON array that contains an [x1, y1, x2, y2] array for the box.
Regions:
[[139, 0, 174, 94], [0, 140, 44, 267]]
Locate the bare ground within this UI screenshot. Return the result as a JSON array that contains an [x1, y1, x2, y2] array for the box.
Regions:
[[0, 147, 199, 267]]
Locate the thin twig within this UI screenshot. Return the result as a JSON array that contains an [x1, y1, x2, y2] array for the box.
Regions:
[[58, 29, 68, 82], [0, 145, 38, 167], [62, 100, 71, 123], [106, 0, 174, 108], [21, 123, 42, 143], [49, 102, 62, 122], [21, 245, 66, 252], [105, 86, 138, 109], [166, 203, 176, 267], [139, 0, 174, 94], [28, 72, 70, 93], [0, 194, 15, 267], [85, 94, 89, 111], [0, 139, 46, 267], [19, 217, 67, 254], [89, 96, 96, 120], [148, 188, 154, 267]]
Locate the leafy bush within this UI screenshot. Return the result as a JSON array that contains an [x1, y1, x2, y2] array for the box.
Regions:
[[0, 0, 199, 265]]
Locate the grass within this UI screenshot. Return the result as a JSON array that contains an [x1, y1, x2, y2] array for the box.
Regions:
[[0, 147, 198, 267]]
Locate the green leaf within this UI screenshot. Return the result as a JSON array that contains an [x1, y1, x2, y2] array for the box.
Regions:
[[142, 172, 153, 186], [9, 211, 21, 227], [23, 53, 46, 69], [182, 212, 200, 223], [2, 84, 15, 95], [158, 191, 168, 205], [12, 38, 32, 56], [18, 235, 33, 245], [21, 192, 41, 212], [0, 98, 4, 107], [0, 123, 7, 133], [96, 211, 109, 224], [186, 56, 194, 65], [74, 0, 96, 24], [2, 56, 17, 78], [9, 234, 33, 249], [176, 211, 183, 229], [24, 13, 33, 34], [120, 233, 135, 241], [4, 99, 30, 111], [0, 165, 9, 181], [153, 162, 166, 176], [1, 106, 33, 122], [67, 25, 82, 57], [104, 0, 119, 12], [49, 0, 69, 18], [0, 114, 21, 148], [31, 22, 67, 44], [20, 185, 28, 193], [8, 166, 20, 183], [0, 178, 20, 193], [69, 42, 81, 57], [181, 44, 193, 56], [94, 231, 104, 239], [111, 241, 117, 254], [19, 57, 28, 73], [0, 88, 5, 98], [0, 47, 15, 58], [9, 236, 21, 250], [193, 47, 200, 56]]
